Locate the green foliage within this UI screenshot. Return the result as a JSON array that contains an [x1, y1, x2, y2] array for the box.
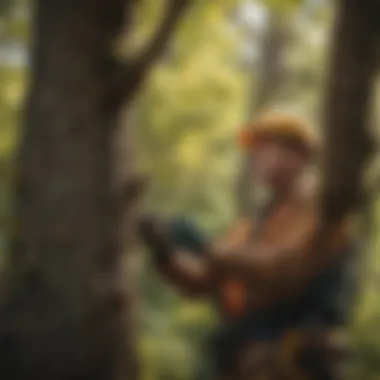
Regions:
[[0, 0, 28, 264], [264, 0, 303, 13], [135, 0, 247, 230]]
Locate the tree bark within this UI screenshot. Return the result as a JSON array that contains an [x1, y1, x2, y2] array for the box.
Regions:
[[320, 0, 380, 225], [0, 1, 188, 379]]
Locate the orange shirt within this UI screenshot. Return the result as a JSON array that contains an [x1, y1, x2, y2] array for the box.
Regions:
[[218, 193, 350, 319]]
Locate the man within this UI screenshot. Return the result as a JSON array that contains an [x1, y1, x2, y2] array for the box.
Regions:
[[139, 113, 354, 379]]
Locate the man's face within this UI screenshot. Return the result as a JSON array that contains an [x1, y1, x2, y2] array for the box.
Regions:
[[251, 138, 307, 190]]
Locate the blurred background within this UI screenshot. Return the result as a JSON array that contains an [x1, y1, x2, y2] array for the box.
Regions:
[[1, 0, 380, 379]]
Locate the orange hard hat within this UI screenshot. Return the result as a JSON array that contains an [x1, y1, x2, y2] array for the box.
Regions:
[[238, 113, 318, 156]]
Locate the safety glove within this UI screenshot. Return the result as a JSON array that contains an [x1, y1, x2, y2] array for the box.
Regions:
[[139, 215, 208, 261], [167, 216, 208, 255]]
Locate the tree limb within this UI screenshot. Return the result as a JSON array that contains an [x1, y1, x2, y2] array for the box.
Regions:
[[116, 0, 190, 105]]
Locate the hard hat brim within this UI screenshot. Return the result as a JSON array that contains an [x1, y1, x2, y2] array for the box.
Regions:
[[238, 122, 317, 158]]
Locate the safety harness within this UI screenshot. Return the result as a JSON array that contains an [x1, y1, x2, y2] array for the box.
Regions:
[[219, 196, 279, 319]]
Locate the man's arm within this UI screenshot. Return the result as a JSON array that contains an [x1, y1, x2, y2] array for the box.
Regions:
[[206, 198, 349, 300], [140, 217, 254, 297]]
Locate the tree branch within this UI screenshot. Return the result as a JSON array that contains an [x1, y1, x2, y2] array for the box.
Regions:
[[121, 172, 148, 207], [115, 0, 190, 105], [132, 0, 189, 73]]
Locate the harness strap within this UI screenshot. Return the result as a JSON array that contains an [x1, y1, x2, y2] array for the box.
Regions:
[[220, 197, 277, 319]]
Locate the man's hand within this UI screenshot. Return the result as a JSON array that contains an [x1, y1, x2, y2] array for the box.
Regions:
[[139, 215, 215, 296]]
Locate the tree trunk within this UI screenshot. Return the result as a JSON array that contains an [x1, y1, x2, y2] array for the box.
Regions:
[[237, 11, 290, 216], [320, 0, 380, 224], [249, 12, 289, 113], [0, 1, 188, 379]]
